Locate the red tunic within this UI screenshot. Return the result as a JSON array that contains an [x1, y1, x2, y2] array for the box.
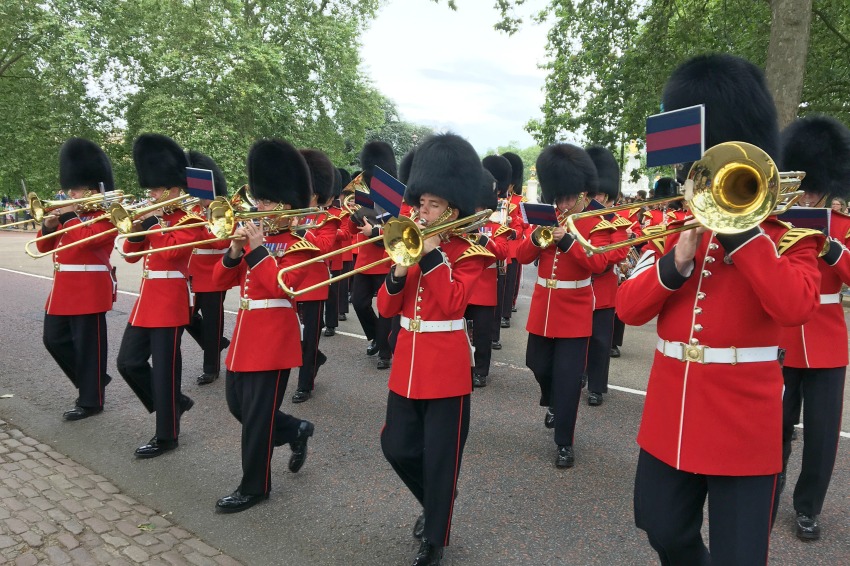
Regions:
[[37, 211, 117, 315], [591, 216, 633, 310], [505, 194, 529, 259], [517, 216, 613, 337], [377, 237, 493, 399], [297, 214, 335, 302], [212, 232, 315, 372], [616, 223, 822, 475], [345, 216, 391, 275], [468, 222, 513, 307], [186, 203, 231, 293]]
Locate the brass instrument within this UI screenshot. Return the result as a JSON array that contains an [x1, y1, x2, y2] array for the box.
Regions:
[[2, 191, 124, 230], [341, 173, 370, 215], [277, 209, 493, 297], [533, 199, 586, 250], [565, 142, 804, 254]]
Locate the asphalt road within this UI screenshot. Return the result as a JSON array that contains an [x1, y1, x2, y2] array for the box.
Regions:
[[0, 230, 848, 565]]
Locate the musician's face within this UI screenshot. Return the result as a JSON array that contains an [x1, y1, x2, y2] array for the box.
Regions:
[[148, 187, 166, 201], [799, 191, 825, 208], [67, 188, 87, 199], [554, 195, 579, 213], [256, 199, 287, 212], [418, 194, 455, 225]]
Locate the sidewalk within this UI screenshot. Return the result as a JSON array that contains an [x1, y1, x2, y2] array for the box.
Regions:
[[0, 419, 242, 566]]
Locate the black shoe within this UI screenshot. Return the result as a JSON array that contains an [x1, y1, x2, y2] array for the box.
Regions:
[[289, 421, 314, 473], [544, 407, 555, 429], [795, 513, 820, 541], [472, 373, 487, 388], [555, 445, 575, 468], [220, 337, 231, 351], [500, 317, 510, 329], [377, 358, 392, 370], [491, 340, 502, 350], [292, 389, 311, 403], [179, 395, 194, 417], [324, 327, 336, 337], [511, 306, 517, 313], [63, 406, 103, 421], [338, 313, 347, 321], [412, 538, 443, 566], [215, 490, 268, 514], [366, 339, 379, 356], [134, 437, 178, 459], [196, 372, 219, 385], [588, 392, 603, 406], [412, 512, 425, 540], [610, 346, 621, 358]]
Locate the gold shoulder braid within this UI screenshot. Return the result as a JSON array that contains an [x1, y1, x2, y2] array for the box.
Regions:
[[612, 216, 632, 229], [494, 225, 513, 238], [456, 244, 495, 263], [284, 238, 321, 255], [776, 228, 824, 256], [174, 212, 206, 227], [590, 219, 616, 234]]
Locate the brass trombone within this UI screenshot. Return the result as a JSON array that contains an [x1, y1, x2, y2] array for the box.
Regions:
[[533, 199, 587, 250], [277, 209, 492, 297], [2, 191, 124, 230], [565, 142, 804, 254], [341, 173, 370, 214]]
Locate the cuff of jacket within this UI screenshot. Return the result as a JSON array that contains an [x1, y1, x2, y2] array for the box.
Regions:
[[385, 266, 406, 294], [822, 238, 843, 265], [716, 227, 761, 254], [557, 233, 575, 253], [141, 216, 160, 231], [222, 252, 243, 268], [245, 246, 270, 268], [419, 248, 445, 274], [658, 250, 690, 290], [58, 211, 78, 225]]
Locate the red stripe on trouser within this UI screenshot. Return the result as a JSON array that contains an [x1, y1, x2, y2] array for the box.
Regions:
[[264, 371, 282, 492], [444, 398, 463, 547]]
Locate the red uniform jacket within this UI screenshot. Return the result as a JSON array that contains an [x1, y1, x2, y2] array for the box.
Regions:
[[297, 214, 335, 302], [620, 206, 644, 238], [506, 194, 529, 259], [345, 216, 391, 275], [517, 216, 613, 337], [186, 204, 231, 293], [321, 205, 348, 271], [616, 223, 822, 476], [212, 232, 315, 372], [780, 211, 850, 368], [37, 211, 117, 315], [591, 216, 633, 310], [123, 210, 206, 328], [377, 237, 493, 399], [468, 222, 513, 307]]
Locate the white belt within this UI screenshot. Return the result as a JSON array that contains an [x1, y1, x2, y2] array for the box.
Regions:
[[656, 338, 779, 365], [239, 298, 292, 311], [400, 315, 465, 333], [142, 270, 185, 279], [193, 248, 227, 255], [487, 262, 498, 269], [820, 293, 841, 304], [536, 276, 592, 290], [54, 264, 109, 273]]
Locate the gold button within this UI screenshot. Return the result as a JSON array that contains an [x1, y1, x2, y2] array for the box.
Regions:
[[416, 306, 421, 311], [694, 324, 703, 332], [705, 256, 716, 263], [694, 307, 702, 315], [697, 292, 706, 300], [417, 297, 422, 302], [709, 243, 719, 251], [701, 270, 711, 277], [419, 287, 424, 292]]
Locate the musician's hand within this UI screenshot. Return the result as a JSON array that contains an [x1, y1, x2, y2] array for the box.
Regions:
[[56, 203, 76, 215], [625, 227, 634, 237], [244, 221, 264, 250], [138, 208, 162, 221], [359, 218, 373, 237], [228, 227, 248, 257], [674, 220, 705, 274], [552, 226, 567, 243], [43, 214, 60, 229]]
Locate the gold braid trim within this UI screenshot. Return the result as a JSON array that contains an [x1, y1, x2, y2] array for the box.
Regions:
[[456, 244, 495, 263], [776, 228, 823, 256], [494, 225, 514, 238], [284, 238, 321, 255], [590, 219, 616, 233], [612, 216, 632, 228]]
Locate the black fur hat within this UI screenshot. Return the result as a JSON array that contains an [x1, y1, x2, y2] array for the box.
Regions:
[[59, 138, 114, 192], [477, 168, 499, 212], [133, 134, 188, 189], [398, 149, 416, 184], [585, 146, 619, 200], [536, 144, 599, 204], [332, 167, 343, 199], [186, 150, 227, 197], [654, 177, 680, 199], [781, 115, 850, 201], [338, 168, 352, 192], [502, 152, 524, 193], [404, 133, 481, 218], [360, 141, 397, 185], [482, 155, 512, 198], [300, 149, 335, 205], [662, 54, 780, 161], [247, 139, 312, 208]]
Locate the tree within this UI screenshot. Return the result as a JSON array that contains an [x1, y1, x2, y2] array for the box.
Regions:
[[482, 142, 542, 180], [363, 98, 434, 163]]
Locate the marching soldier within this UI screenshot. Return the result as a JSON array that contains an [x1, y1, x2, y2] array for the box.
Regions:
[[39, 138, 117, 420], [323, 168, 348, 337], [499, 152, 528, 328], [336, 168, 354, 323], [184, 151, 231, 385], [482, 154, 513, 350], [378, 133, 493, 566], [116, 134, 205, 458], [777, 115, 850, 541], [618, 54, 823, 565], [212, 139, 316, 513]]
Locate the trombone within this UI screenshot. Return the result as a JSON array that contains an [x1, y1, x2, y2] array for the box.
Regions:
[[533, 200, 587, 249], [2, 191, 124, 230], [277, 209, 493, 297], [341, 173, 370, 215], [565, 142, 804, 254]]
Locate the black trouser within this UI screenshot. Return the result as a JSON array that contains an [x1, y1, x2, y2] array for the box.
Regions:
[[297, 300, 325, 392], [184, 290, 227, 374], [634, 449, 777, 566], [324, 270, 341, 329], [352, 272, 392, 359], [43, 312, 110, 409], [464, 304, 494, 377], [381, 391, 470, 547], [493, 270, 505, 342], [781, 366, 846, 516], [612, 313, 626, 348], [526, 334, 588, 447], [339, 260, 354, 315], [117, 324, 184, 441], [586, 307, 615, 394], [226, 369, 303, 496], [512, 262, 522, 308], [501, 259, 519, 319]]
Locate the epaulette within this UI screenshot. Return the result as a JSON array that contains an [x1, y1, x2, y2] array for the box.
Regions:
[[590, 219, 617, 233], [642, 211, 653, 219], [776, 228, 824, 256], [667, 210, 678, 219], [456, 244, 495, 263], [520, 195, 528, 203], [284, 238, 321, 255], [612, 216, 632, 229], [627, 207, 641, 218], [494, 225, 514, 238], [174, 213, 205, 227], [643, 225, 667, 254], [508, 202, 518, 214]]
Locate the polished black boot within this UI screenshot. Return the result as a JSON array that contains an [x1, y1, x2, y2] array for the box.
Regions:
[[215, 489, 269, 513], [472, 373, 487, 388], [544, 407, 555, 429], [134, 437, 178, 459], [289, 420, 315, 473], [366, 339, 379, 356], [412, 538, 443, 566], [795, 512, 821, 541], [588, 392, 603, 406], [609, 346, 620, 358], [412, 512, 425, 540], [292, 389, 311, 403], [63, 406, 103, 421], [555, 445, 574, 468], [196, 372, 219, 385]]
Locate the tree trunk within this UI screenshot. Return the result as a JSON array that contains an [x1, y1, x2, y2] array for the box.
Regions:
[[764, 0, 813, 128]]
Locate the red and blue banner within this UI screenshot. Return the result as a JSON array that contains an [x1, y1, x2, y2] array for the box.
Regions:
[[354, 189, 375, 210], [521, 203, 560, 226], [777, 207, 831, 232], [369, 166, 406, 218], [186, 167, 216, 200], [646, 105, 704, 168]]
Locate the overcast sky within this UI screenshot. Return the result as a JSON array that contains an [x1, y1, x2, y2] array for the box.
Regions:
[[359, 0, 551, 154]]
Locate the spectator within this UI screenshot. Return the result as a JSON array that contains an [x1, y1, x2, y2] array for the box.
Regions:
[[636, 190, 647, 201], [830, 197, 846, 214]]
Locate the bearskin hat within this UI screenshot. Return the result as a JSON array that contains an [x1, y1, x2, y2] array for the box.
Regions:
[[536, 144, 599, 205], [502, 152, 524, 194], [360, 141, 397, 185], [332, 168, 343, 199], [300, 149, 335, 205], [247, 139, 312, 208], [338, 168, 352, 193], [398, 149, 416, 184], [654, 177, 680, 199], [59, 138, 114, 192], [186, 150, 227, 197], [133, 134, 188, 189], [404, 133, 481, 218], [781, 115, 850, 201], [482, 155, 513, 198], [585, 146, 619, 201], [662, 54, 780, 161], [477, 168, 499, 212]]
